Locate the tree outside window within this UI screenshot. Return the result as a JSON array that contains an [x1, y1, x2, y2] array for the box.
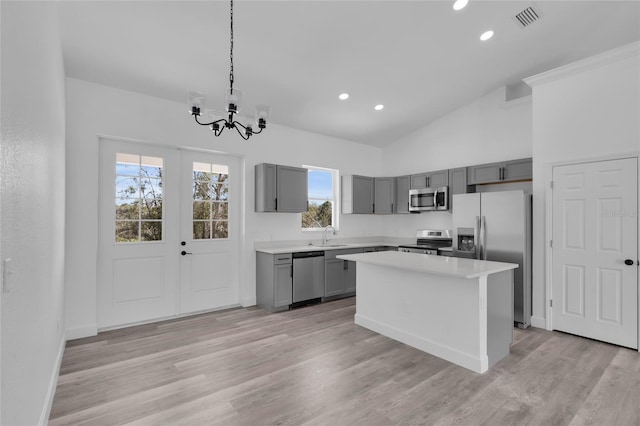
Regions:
[[302, 166, 338, 230]]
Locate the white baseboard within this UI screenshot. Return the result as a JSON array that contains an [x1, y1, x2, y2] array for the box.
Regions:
[[65, 323, 97, 341], [355, 313, 486, 373], [241, 297, 256, 307], [39, 332, 66, 426], [530, 315, 547, 329]]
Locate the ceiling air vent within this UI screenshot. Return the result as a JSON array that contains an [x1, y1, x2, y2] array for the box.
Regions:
[[513, 6, 540, 28]]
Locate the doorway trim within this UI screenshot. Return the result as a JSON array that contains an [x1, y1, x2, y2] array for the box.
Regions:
[[544, 151, 640, 352]]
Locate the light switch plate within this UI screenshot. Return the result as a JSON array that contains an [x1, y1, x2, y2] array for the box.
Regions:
[[2, 258, 13, 293]]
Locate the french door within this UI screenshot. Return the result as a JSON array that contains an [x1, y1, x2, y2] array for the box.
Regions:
[[551, 157, 638, 349], [98, 139, 240, 329], [178, 150, 240, 314]]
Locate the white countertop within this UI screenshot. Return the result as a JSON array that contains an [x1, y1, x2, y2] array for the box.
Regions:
[[337, 251, 518, 279], [255, 241, 399, 255]]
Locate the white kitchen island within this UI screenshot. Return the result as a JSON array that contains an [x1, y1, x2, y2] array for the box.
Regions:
[[336, 251, 518, 373]]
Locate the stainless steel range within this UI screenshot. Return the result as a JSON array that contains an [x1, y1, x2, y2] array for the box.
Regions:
[[398, 229, 453, 255]]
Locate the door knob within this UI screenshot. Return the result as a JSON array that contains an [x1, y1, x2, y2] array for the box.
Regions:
[[624, 259, 635, 266], [181, 251, 192, 256]]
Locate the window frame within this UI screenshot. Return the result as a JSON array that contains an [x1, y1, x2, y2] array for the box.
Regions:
[[301, 165, 340, 232]]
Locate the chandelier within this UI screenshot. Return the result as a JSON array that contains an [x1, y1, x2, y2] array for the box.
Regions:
[[187, 0, 270, 140]]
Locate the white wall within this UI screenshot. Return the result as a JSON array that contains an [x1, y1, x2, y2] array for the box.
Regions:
[[379, 87, 533, 237], [64, 78, 383, 337], [526, 41, 640, 327], [0, 2, 67, 425]]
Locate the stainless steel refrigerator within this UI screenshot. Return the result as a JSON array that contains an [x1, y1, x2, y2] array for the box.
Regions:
[[453, 190, 532, 328]]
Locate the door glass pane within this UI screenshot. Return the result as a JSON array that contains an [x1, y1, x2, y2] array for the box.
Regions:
[[193, 221, 211, 240], [141, 221, 162, 241], [115, 153, 164, 243], [192, 162, 229, 239], [116, 221, 139, 243]]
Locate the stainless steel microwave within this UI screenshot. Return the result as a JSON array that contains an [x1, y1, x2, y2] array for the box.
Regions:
[[409, 186, 448, 212]]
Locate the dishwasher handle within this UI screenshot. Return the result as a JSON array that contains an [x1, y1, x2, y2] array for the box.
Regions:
[[292, 251, 324, 258]]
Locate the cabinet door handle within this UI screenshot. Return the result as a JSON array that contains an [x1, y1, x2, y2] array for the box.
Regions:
[[344, 260, 348, 270], [290, 265, 293, 277], [275, 197, 278, 210], [181, 251, 192, 256]]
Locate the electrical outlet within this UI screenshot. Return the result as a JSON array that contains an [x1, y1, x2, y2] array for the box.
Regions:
[[2, 258, 13, 294]]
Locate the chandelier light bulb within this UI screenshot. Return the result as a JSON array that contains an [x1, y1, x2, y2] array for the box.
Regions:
[[374, 104, 384, 111], [339, 93, 349, 100]]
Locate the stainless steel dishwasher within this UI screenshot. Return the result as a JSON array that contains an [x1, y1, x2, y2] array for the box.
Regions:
[[292, 251, 325, 307]]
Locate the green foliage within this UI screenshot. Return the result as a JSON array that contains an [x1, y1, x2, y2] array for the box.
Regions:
[[302, 201, 333, 228]]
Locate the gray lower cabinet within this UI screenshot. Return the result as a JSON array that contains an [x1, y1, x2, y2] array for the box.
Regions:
[[256, 252, 292, 312], [395, 175, 410, 213], [467, 158, 532, 185], [324, 248, 363, 298], [255, 163, 308, 212]]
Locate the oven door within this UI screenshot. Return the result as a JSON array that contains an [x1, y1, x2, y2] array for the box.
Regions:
[[409, 188, 436, 211]]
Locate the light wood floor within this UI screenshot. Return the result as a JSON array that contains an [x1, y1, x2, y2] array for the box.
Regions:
[[50, 297, 640, 425]]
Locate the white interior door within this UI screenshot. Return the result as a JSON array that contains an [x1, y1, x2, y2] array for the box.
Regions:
[[178, 150, 240, 314], [552, 157, 638, 349], [98, 140, 179, 329]]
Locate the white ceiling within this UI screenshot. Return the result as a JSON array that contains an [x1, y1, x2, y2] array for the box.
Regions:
[[57, 1, 640, 147]]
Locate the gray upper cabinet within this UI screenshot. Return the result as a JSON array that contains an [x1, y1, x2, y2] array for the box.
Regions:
[[448, 167, 470, 212], [374, 177, 395, 214], [342, 175, 374, 214], [255, 163, 308, 212], [395, 175, 410, 213], [467, 158, 532, 185], [503, 158, 533, 182], [410, 169, 449, 189]]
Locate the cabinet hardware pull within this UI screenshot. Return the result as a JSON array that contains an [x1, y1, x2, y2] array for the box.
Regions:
[[181, 251, 192, 256]]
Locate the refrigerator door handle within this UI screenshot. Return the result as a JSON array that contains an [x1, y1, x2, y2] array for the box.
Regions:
[[475, 216, 481, 259], [480, 216, 487, 260]]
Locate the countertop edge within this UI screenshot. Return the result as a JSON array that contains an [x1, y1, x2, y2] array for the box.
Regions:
[[336, 252, 518, 279], [255, 242, 399, 255]]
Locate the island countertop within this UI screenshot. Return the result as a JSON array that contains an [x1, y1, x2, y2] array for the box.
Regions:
[[337, 251, 518, 279]]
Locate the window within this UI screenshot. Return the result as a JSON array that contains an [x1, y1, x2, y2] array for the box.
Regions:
[[301, 166, 339, 230], [115, 153, 163, 243], [192, 162, 229, 239]]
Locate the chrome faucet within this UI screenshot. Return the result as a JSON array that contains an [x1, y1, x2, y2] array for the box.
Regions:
[[322, 226, 337, 246]]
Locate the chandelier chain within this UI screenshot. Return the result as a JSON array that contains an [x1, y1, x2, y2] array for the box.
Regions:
[[229, 0, 234, 90]]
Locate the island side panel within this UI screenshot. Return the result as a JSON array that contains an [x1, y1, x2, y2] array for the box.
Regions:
[[486, 269, 515, 368], [354, 263, 486, 373]]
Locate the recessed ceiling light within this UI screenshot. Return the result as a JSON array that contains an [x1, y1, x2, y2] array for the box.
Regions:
[[338, 93, 349, 100], [453, 0, 468, 11], [480, 30, 494, 41], [374, 104, 384, 111]]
